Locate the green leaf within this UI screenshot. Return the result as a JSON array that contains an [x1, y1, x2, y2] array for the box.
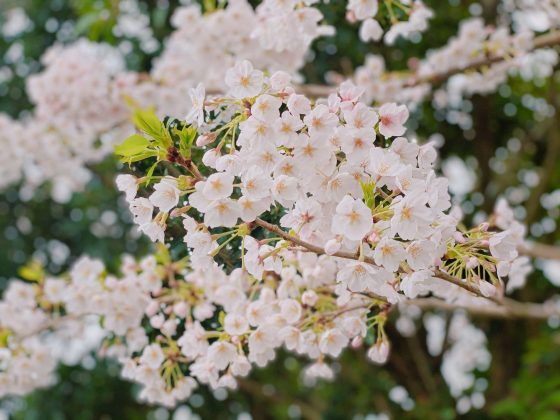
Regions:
[[155, 243, 171, 266], [114, 134, 151, 157], [360, 180, 376, 210], [175, 125, 197, 159], [74, 12, 100, 35], [131, 109, 172, 148], [18, 259, 44, 283], [119, 150, 159, 164], [0, 330, 11, 348], [144, 161, 159, 185]]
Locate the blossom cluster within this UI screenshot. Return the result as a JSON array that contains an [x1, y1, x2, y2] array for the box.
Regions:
[[0, 61, 537, 408], [2, 1, 559, 200], [354, 17, 558, 109], [347, 0, 433, 45], [122, 60, 527, 299], [502, 0, 560, 33], [0, 40, 131, 201], [0, 0, 330, 200], [110, 62, 531, 402]]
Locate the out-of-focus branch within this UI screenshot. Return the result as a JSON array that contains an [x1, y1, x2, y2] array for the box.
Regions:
[[525, 89, 560, 224], [237, 378, 323, 420], [297, 31, 560, 98], [519, 242, 560, 260], [402, 297, 559, 320]]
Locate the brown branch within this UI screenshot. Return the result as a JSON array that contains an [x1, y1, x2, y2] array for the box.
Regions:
[[254, 218, 560, 319], [402, 297, 559, 320], [433, 268, 502, 304], [519, 242, 560, 260], [525, 89, 560, 224], [255, 217, 363, 261], [254, 218, 496, 302], [297, 30, 560, 98]]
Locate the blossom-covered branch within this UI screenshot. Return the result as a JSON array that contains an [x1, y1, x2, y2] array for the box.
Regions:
[[299, 29, 560, 100]]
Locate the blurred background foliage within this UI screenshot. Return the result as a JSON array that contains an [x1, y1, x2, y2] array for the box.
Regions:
[[1, 0, 560, 418]]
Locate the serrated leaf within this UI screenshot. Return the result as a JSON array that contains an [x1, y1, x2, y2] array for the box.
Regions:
[[175, 125, 197, 159], [119, 150, 159, 164], [115, 134, 151, 157], [132, 109, 172, 148], [360, 180, 376, 210]]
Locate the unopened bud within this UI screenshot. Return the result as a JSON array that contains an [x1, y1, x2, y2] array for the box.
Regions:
[[453, 232, 466, 244], [196, 132, 216, 147], [145, 300, 160, 317], [367, 231, 379, 243], [173, 301, 188, 318], [162, 319, 177, 336], [466, 256, 478, 269], [367, 339, 390, 364], [150, 314, 164, 329], [351, 336, 363, 349], [324, 239, 341, 255], [479, 281, 497, 298]]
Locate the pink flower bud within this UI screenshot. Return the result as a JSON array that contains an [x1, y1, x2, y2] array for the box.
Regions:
[[466, 256, 478, 269], [479, 281, 497, 298], [479, 222, 490, 232], [367, 340, 390, 364], [173, 301, 188, 318], [453, 232, 466, 244], [145, 300, 160, 317], [324, 239, 341, 255], [162, 319, 177, 336], [367, 232, 379, 243], [196, 133, 216, 147], [150, 314, 164, 329], [351, 336, 363, 349], [202, 148, 220, 167]]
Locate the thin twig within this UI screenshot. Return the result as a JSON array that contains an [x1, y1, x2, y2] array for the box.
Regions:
[[297, 31, 560, 98], [401, 297, 559, 319], [254, 217, 492, 301], [254, 218, 560, 319]]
